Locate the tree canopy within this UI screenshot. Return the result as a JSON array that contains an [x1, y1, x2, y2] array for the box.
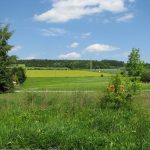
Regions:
[[126, 48, 144, 77], [0, 25, 14, 92], [18, 59, 125, 69]]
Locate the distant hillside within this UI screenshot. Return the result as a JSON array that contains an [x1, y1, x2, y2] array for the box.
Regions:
[[17, 59, 125, 69]]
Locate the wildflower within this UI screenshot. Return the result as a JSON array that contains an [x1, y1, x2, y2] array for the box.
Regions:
[[120, 85, 125, 92], [107, 84, 115, 92]]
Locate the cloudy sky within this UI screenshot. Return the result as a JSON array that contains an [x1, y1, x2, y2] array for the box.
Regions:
[[0, 0, 150, 62]]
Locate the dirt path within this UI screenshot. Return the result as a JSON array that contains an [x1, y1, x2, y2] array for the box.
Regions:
[[15, 90, 95, 93], [15, 90, 150, 93]]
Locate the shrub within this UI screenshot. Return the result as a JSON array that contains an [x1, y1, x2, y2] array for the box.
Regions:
[[141, 72, 150, 83], [11, 67, 26, 84], [101, 74, 140, 109]]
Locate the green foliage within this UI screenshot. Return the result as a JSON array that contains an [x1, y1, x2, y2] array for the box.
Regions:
[[9, 55, 18, 64], [0, 92, 149, 149], [141, 72, 150, 83], [101, 75, 141, 109], [0, 25, 14, 93], [11, 67, 26, 84], [18, 59, 125, 69], [101, 74, 104, 77], [126, 48, 145, 77]]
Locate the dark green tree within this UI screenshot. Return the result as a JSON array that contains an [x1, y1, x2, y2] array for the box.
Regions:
[[0, 25, 14, 93], [11, 67, 26, 84], [126, 48, 144, 77]]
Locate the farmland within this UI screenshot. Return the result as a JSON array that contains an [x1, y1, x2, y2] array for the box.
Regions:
[[17, 70, 110, 91], [26, 70, 110, 77], [18, 70, 150, 91]]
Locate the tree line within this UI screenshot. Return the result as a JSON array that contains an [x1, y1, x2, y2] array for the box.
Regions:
[[18, 59, 125, 69]]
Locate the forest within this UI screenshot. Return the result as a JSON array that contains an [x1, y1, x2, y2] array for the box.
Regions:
[[18, 59, 125, 69]]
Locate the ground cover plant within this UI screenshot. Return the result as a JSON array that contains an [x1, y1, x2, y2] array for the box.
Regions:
[[0, 92, 149, 149]]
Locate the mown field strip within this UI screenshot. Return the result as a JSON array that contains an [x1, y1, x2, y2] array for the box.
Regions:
[[15, 89, 150, 93]]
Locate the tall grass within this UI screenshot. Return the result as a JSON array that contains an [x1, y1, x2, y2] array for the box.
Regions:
[[0, 92, 149, 149]]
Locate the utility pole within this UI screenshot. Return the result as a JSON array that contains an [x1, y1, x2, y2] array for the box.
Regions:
[[90, 60, 92, 72]]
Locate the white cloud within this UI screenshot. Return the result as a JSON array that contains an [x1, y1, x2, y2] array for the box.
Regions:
[[81, 32, 91, 38], [86, 43, 119, 52], [68, 42, 79, 48], [11, 45, 22, 52], [116, 13, 134, 22], [34, 0, 126, 23], [40, 28, 66, 36], [59, 52, 81, 60]]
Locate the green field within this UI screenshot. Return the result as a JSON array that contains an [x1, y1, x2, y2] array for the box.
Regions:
[[26, 70, 110, 77], [17, 70, 111, 91], [20, 77, 110, 91], [18, 70, 150, 91]]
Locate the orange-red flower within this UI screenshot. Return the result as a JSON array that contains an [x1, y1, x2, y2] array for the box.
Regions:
[[107, 84, 115, 92]]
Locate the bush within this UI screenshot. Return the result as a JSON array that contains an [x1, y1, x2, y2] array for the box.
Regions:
[[141, 72, 150, 83], [101, 75, 140, 109], [100, 74, 104, 77], [11, 67, 26, 84], [0, 69, 14, 93]]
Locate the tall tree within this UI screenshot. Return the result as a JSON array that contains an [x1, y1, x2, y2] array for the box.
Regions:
[[0, 25, 13, 93], [126, 48, 144, 77]]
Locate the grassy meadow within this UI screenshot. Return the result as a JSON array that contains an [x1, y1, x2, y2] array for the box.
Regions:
[[0, 69, 150, 149], [0, 91, 150, 149]]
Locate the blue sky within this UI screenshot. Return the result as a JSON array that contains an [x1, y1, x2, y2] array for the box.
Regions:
[[0, 0, 150, 62]]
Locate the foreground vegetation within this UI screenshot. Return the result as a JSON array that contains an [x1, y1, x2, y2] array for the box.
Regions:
[[0, 92, 149, 149]]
